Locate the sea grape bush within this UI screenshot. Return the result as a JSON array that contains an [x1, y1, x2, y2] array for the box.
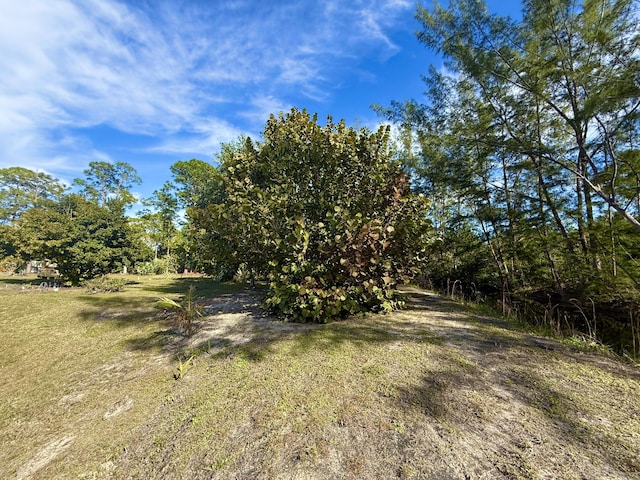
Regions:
[[201, 108, 430, 322]]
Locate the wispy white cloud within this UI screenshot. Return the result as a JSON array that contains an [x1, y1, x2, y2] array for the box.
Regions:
[[238, 96, 294, 127], [146, 117, 246, 157], [0, 0, 413, 179]]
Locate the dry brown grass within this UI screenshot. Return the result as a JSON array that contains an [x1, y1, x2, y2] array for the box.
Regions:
[[1, 277, 639, 479]]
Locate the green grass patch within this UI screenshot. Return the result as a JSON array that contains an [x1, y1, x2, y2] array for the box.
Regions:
[[0, 274, 241, 479]]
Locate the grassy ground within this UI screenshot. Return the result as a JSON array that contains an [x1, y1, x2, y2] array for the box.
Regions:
[[1, 275, 639, 479]]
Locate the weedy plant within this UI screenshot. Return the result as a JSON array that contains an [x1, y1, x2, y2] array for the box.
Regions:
[[174, 355, 195, 380], [158, 285, 204, 336]]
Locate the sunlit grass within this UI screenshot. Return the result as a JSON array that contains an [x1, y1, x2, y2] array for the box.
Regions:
[[1, 275, 638, 479], [0, 274, 239, 479]]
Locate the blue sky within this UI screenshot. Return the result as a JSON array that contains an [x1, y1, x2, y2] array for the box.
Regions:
[[0, 0, 522, 205]]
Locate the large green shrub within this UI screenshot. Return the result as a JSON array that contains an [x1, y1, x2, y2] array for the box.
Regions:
[[84, 276, 127, 293], [204, 108, 430, 322]]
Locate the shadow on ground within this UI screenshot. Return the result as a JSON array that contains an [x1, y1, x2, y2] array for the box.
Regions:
[[390, 290, 640, 478], [103, 283, 640, 480], [75, 277, 255, 331], [138, 277, 248, 297]]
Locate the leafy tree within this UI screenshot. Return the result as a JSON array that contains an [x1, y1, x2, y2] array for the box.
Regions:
[[0, 225, 13, 256], [0, 224, 17, 271], [415, 0, 640, 231], [202, 108, 430, 322], [169, 158, 227, 275], [141, 182, 180, 258], [13, 194, 146, 284], [170, 158, 224, 209], [0, 167, 66, 224], [600, 150, 640, 216], [131, 214, 164, 260], [74, 161, 141, 207]]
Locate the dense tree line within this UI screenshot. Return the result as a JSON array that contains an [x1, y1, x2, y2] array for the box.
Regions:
[[377, 0, 640, 354]]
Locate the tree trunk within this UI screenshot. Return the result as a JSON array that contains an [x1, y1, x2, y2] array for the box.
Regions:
[[576, 174, 590, 258], [533, 155, 574, 254]]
